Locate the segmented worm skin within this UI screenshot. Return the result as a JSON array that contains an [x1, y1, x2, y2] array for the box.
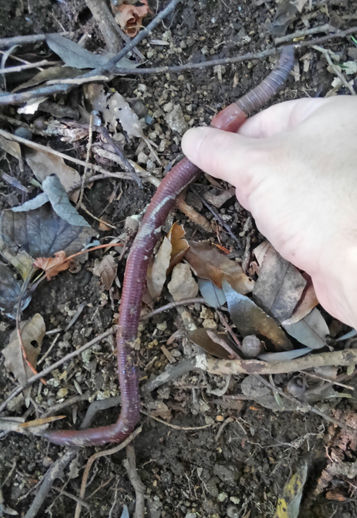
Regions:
[[44, 46, 294, 447]]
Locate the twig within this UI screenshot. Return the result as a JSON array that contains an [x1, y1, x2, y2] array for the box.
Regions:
[[140, 358, 197, 394], [0, 0, 182, 105], [141, 297, 205, 320], [77, 114, 94, 209], [85, 0, 122, 53], [1, 60, 60, 74], [176, 194, 212, 233], [216, 309, 242, 349], [274, 23, 338, 44], [255, 374, 354, 432], [0, 32, 71, 49], [0, 327, 117, 415], [141, 410, 213, 430], [299, 370, 354, 390], [74, 427, 142, 518], [99, 126, 142, 187], [313, 45, 356, 95], [24, 449, 77, 518], [41, 393, 91, 419], [200, 349, 357, 375], [80, 396, 121, 430], [0, 129, 133, 180], [123, 444, 145, 518], [51, 486, 91, 510], [191, 186, 241, 246]]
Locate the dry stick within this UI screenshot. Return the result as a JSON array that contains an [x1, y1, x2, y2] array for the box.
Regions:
[[313, 44, 356, 95], [85, 0, 122, 53], [76, 114, 94, 210], [24, 449, 77, 518], [1, 60, 60, 74], [51, 486, 90, 510], [123, 444, 145, 518], [274, 23, 338, 44], [0, 327, 117, 415], [176, 194, 212, 233], [0, 0, 182, 106], [74, 427, 142, 518], [254, 374, 354, 432], [141, 410, 213, 431], [41, 393, 91, 419], [141, 297, 205, 320], [0, 32, 71, 49], [0, 129, 133, 180]]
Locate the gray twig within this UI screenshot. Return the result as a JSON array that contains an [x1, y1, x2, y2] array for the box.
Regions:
[[123, 444, 145, 518]]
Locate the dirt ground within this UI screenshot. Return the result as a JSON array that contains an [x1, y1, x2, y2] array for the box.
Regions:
[[1, 0, 357, 517]]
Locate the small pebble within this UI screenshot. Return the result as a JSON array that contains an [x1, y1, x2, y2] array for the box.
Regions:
[[216, 415, 224, 422], [163, 102, 173, 113], [14, 127, 32, 140], [217, 492, 228, 502]]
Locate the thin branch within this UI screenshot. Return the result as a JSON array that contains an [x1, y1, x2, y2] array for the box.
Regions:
[[274, 23, 338, 44], [74, 427, 142, 518], [1, 60, 60, 74], [0, 32, 71, 49], [0, 0, 182, 106], [0, 128, 133, 180], [0, 327, 117, 415], [123, 444, 145, 518], [141, 297, 205, 320], [76, 114, 94, 209]]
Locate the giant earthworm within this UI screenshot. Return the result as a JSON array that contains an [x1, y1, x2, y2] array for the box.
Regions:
[[43, 46, 294, 447]]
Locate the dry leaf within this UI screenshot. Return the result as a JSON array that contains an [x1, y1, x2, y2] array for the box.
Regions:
[[167, 263, 198, 302], [33, 251, 73, 280], [2, 314, 46, 404], [114, 0, 151, 37], [283, 307, 329, 349], [0, 134, 24, 171], [275, 463, 307, 518], [167, 222, 189, 271], [25, 149, 80, 202], [189, 328, 239, 359], [253, 243, 307, 322], [186, 241, 254, 295], [282, 275, 319, 325], [147, 237, 172, 299], [223, 281, 292, 351], [93, 255, 117, 290], [203, 187, 235, 208]]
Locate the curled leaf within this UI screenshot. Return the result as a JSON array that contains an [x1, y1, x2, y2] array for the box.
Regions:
[[275, 463, 308, 518], [167, 222, 189, 271], [189, 328, 239, 359], [33, 251, 73, 280], [114, 0, 151, 37], [93, 255, 118, 290], [283, 308, 329, 349], [222, 280, 292, 351], [186, 241, 254, 295], [147, 237, 172, 299]]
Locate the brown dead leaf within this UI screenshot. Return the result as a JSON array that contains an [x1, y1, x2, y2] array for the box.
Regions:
[[147, 237, 172, 299], [25, 149, 80, 202], [167, 263, 198, 302], [203, 187, 235, 208], [147, 400, 172, 421], [34, 251, 73, 280], [253, 243, 307, 322], [189, 328, 239, 359], [325, 490, 347, 502], [0, 134, 24, 171], [167, 222, 189, 271], [2, 314, 46, 404], [185, 241, 254, 295], [282, 275, 319, 325], [93, 255, 117, 290], [114, 0, 151, 37]]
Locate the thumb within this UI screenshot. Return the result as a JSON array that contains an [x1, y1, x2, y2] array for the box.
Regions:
[[182, 126, 268, 210]]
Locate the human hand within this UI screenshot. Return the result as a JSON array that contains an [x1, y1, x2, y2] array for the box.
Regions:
[[182, 97, 357, 328]]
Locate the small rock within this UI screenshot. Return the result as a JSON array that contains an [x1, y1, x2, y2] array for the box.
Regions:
[[180, 40, 187, 49], [137, 83, 147, 93], [217, 492, 228, 502], [137, 151, 149, 164], [202, 319, 217, 329], [227, 504, 239, 518], [163, 102, 173, 113], [57, 388, 68, 399], [178, 75, 185, 81], [165, 104, 188, 135], [347, 47, 357, 60]]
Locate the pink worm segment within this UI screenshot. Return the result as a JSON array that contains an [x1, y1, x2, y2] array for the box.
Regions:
[[44, 46, 294, 447]]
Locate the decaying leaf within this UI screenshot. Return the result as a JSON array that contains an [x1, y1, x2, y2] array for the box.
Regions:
[[189, 328, 239, 359], [0, 134, 23, 170], [33, 251, 74, 281], [203, 187, 235, 208], [0, 263, 32, 317], [114, 0, 151, 37], [222, 281, 292, 351], [93, 255, 118, 290], [198, 278, 226, 308], [282, 276, 319, 325], [2, 314, 46, 404], [0, 203, 95, 279], [147, 237, 172, 299], [17, 97, 48, 115], [12, 175, 90, 228], [186, 241, 254, 295], [272, 0, 308, 36], [167, 263, 198, 302], [13, 66, 86, 92], [275, 463, 308, 518], [253, 243, 307, 322], [25, 149, 80, 202], [46, 34, 110, 69], [167, 222, 189, 271], [283, 308, 329, 349], [147, 400, 172, 421]]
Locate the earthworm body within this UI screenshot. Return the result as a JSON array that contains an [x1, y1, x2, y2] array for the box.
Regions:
[[44, 45, 295, 447]]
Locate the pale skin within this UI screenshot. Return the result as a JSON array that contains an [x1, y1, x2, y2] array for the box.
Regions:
[[182, 97, 357, 329]]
